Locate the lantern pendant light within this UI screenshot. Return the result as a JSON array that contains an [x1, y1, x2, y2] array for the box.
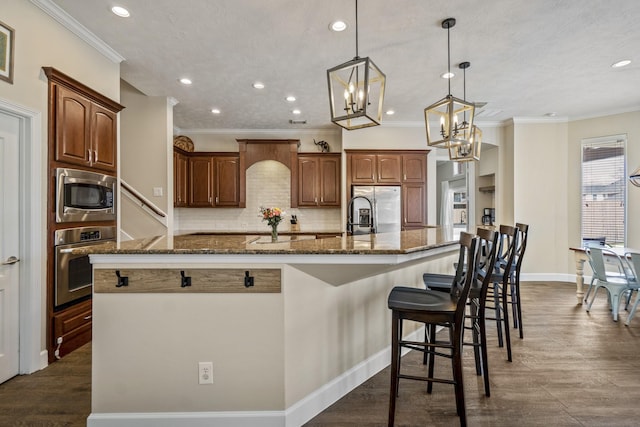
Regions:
[[327, 0, 386, 130], [630, 166, 640, 187], [424, 18, 475, 148], [448, 61, 482, 162]]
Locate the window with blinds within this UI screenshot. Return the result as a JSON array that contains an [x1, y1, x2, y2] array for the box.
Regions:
[[581, 136, 626, 247]]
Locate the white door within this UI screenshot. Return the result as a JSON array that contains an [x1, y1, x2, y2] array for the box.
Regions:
[[0, 111, 20, 383]]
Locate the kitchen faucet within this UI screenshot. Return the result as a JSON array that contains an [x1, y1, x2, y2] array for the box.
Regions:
[[346, 196, 376, 235]]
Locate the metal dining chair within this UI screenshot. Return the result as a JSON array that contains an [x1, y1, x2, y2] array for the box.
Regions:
[[623, 252, 640, 326], [585, 247, 639, 322]]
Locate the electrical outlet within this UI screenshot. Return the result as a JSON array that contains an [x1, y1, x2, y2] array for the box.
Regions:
[[198, 362, 213, 384], [153, 187, 163, 197]]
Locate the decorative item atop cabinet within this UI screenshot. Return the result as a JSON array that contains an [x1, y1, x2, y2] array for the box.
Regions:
[[43, 67, 124, 173], [173, 135, 195, 152]]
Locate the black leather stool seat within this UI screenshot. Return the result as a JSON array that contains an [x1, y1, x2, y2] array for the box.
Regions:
[[388, 286, 455, 313]]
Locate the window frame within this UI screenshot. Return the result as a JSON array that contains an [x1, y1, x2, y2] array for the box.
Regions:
[[580, 134, 628, 248]]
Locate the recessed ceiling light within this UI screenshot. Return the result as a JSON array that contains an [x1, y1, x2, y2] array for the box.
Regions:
[[285, 95, 296, 102], [211, 109, 221, 114], [252, 82, 265, 89], [611, 59, 631, 68], [179, 77, 192, 85], [329, 20, 348, 32], [292, 109, 301, 115], [441, 72, 455, 79], [386, 110, 395, 115], [111, 6, 130, 17], [544, 112, 557, 117]]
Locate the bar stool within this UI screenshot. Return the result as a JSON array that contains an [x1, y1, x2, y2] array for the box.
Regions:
[[387, 232, 481, 427], [423, 225, 518, 362], [510, 223, 529, 339], [418, 228, 498, 396]]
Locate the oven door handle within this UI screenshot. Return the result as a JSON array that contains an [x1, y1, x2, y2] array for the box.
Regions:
[[59, 248, 74, 254], [2, 256, 20, 265]]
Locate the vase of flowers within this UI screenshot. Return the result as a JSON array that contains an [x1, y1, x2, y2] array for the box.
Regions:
[[259, 206, 284, 242]]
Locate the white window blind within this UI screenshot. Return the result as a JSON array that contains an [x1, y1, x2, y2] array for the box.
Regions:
[[581, 137, 626, 247]]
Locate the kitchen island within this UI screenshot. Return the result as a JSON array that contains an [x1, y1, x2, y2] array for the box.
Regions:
[[86, 228, 458, 427]]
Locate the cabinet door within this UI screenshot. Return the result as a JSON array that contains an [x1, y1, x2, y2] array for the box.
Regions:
[[174, 151, 189, 207], [55, 85, 91, 167], [188, 156, 215, 207], [402, 154, 426, 183], [402, 184, 426, 229], [215, 157, 240, 206], [89, 103, 117, 172], [351, 154, 376, 184], [298, 157, 319, 206], [377, 155, 402, 184], [319, 156, 340, 206]]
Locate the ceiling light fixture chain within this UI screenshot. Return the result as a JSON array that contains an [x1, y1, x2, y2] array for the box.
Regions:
[[327, 0, 386, 130], [424, 17, 476, 153]]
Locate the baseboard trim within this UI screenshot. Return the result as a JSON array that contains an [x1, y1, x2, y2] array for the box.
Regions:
[[521, 273, 576, 283], [39, 350, 48, 371], [87, 327, 426, 427]]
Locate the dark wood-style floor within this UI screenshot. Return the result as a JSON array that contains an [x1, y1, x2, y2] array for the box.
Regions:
[[1, 281, 640, 426]]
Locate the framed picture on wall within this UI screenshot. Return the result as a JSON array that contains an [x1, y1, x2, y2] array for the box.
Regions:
[[0, 20, 15, 84]]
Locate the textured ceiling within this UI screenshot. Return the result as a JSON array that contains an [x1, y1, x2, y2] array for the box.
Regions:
[[51, 0, 640, 131]]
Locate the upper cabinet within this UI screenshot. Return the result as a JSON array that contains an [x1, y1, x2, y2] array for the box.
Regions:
[[176, 148, 242, 208], [297, 154, 341, 207], [173, 149, 189, 207], [349, 153, 402, 185], [44, 67, 124, 174]]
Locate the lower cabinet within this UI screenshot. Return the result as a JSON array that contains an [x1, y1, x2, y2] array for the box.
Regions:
[[51, 299, 92, 361]]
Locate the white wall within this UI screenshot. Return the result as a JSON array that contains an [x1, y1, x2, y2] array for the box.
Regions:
[[0, 1, 120, 356]]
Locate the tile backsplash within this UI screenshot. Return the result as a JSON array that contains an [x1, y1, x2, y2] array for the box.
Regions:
[[175, 160, 341, 233]]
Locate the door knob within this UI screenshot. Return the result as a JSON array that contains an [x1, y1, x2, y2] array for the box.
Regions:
[[2, 256, 20, 265]]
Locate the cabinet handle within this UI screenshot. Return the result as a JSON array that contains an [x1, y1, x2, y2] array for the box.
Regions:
[[87, 149, 92, 163], [93, 150, 98, 163], [216, 196, 219, 204], [321, 197, 324, 203], [315, 197, 318, 203], [404, 174, 407, 181], [209, 197, 212, 203], [84, 315, 92, 320]]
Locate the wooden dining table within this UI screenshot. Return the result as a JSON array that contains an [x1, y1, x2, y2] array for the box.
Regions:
[[569, 246, 639, 304]]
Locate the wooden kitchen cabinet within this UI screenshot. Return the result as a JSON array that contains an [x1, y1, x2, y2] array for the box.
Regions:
[[215, 156, 240, 206], [173, 149, 189, 207], [187, 154, 240, 207], [45, 68, 123, 173], [347, 150, 429, 230], [349, 153, 401, 184], [402, 153, 426, 183], [51, 299, 92, 362], [402, 183, 427, 229], [298, 154, 341, 207]]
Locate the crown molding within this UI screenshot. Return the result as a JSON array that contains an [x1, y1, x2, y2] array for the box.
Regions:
[[568, 106, 640, 122], [510, 116, 569, 125], [180, 128, 342, 136], [30, 0, 125, 63]]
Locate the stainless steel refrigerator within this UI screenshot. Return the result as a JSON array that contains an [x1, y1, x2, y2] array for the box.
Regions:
[[351, 186, 402, 234]]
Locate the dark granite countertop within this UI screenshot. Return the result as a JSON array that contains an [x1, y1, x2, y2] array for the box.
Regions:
[[79, 228, 456, 256]]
